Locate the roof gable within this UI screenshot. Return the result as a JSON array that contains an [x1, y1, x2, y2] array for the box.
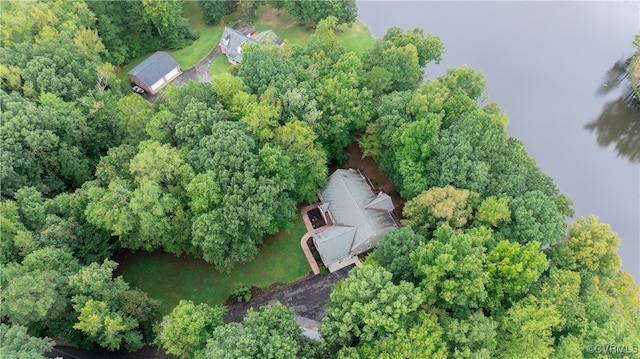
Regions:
[[127, 52, 179, 87], [219, 27, 256, 63], [365, 193, 394, 211], [315, 169, 397, 264], [314, 226, 356, 264]]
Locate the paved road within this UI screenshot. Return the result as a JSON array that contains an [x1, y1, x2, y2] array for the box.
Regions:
[[225, 265, 353, 323], [47, 267, 353, 358], [172, 45, 222, 87], [46, 345, 177, 359]]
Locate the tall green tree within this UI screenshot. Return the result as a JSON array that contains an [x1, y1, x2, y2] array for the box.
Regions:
[[321, 265, 424, 351], [381, 27, 445, 67], [356, 312, 448, 359], [198, 0, 231, 25], [1, 247, 80, 328], [73, 299, 142, 351], [502, 190, 566, 245], [157, 300, 225, 359], [441, 311, 498, 359], [496, 295, 561, 359], [187, 121, 295, 271], [272, 120, 328, 203], [484, 240, 548, 311], [370, 227, 426, 284], [565, 216, 622, 276], [402, 186, 476, 231], [0, 324, 55, 359], [199, 302, 309, 359], [315, 52, 372, 161], [86, 141, 195, 255], [410, 226, 490, 310], [0, 92, 93, 198], [283, 0, 357, 26], [118, 94, 154, 144]]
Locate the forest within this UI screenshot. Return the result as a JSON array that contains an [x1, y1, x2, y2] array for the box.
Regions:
[[1, 1, 639, 358]]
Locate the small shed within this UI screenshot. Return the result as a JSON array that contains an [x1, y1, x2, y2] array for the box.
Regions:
[[128, 51, 181, 95]]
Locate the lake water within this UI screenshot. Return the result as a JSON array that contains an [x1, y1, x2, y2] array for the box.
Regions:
[[357, 1, 640, 284]]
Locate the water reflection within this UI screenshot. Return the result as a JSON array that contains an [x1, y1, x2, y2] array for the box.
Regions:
[[586, 56, 640, 163]]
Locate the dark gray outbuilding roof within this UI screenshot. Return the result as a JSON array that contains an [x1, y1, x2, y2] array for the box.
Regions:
[[127, 51, 179, 87]]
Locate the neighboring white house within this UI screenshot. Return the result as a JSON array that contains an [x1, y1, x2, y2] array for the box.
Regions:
[[219, 24, 283, 64], [127, 51, 181, 95]]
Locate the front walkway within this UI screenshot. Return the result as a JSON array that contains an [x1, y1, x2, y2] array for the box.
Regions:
[[300, 203, 324, 275]]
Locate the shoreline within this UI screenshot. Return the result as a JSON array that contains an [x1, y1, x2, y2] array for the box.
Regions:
[[631, 53, 640, 98]]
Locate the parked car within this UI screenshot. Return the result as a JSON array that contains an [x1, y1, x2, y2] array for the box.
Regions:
[[131, 85, 145, 94]]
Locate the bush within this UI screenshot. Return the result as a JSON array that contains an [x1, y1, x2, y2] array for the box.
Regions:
[[232, 286, 252, 302]]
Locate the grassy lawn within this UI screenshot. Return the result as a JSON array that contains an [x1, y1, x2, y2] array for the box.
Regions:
[[114, 215, 311, 315], [336, 21, 375, 57], [169, 1, 223, 70], [119, 4, 375, 82], [210, 7, 374, 77], [209, 54, 235, 78], [118, 1, 222, 82]]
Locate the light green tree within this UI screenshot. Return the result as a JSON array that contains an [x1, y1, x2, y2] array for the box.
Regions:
[[74, 299, 141, 351], [198, 302, 306, 359], [402, 186, 476, 231], [321, 265, 424, 350], [410, 226, 490, 310], [0, 324, 55, 359], [157, 300, 225, 359], [357, 312, 448, 359]]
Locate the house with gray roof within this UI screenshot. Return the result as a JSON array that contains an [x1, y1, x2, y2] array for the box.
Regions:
[[219, 24, 283, 64], [127, 51, 181, 95], [303, 169, 399, 273]]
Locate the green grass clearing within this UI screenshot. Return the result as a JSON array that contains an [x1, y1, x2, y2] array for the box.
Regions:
[[210, 7, 374, 77], [114, 216, 311, 315], [119, 4, 375, 83], [209, 54, 235, 78], [168, 1, 224, 70]]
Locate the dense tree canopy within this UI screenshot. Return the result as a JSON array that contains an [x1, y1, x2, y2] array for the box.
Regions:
[[283, 0, 357, 26], [1, 3, 638, 357], [199, 302, 319, 359]]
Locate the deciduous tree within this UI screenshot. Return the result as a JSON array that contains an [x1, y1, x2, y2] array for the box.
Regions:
[[370, 227, 425, 284], [402, 186, 476, 231], [410, 226, 490, 310], [321, 265, 424, 350], [357, 312, 448, 359], [0, 324, 55, 359], [157, 300, 225, 359], [199, 302, 306, 359], [484, 240, 548, 310]]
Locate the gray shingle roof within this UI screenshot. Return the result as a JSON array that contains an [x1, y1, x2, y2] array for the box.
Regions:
[[219, 27, 283, 63], [127, 51, 179, 87], [314, 169, 397, 267], [220, 27, 256, 63]]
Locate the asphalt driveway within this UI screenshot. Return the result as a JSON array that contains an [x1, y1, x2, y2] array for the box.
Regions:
[[225, 265, 353, 323]]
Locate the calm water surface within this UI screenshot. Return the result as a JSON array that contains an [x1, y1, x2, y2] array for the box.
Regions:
[[358, 1, 640, 283]]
